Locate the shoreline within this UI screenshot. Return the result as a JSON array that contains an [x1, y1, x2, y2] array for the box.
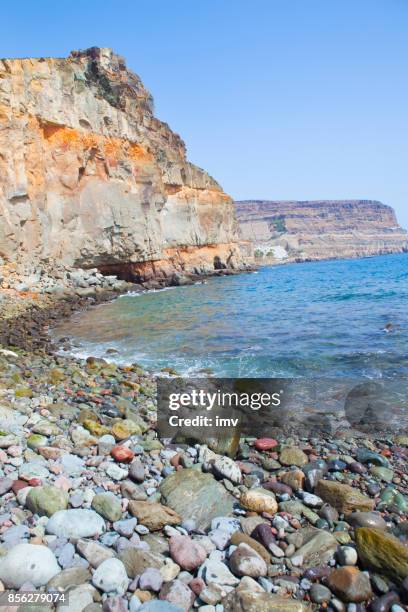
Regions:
[[0, 266, 256, 354], [48, 251, 408, 387], [2, 248, 405, 356]]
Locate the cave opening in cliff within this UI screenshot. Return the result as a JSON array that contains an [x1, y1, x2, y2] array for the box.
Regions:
[[97, 264, 141, 284]]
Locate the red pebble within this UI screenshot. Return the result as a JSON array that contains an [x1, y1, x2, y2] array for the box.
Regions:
[[189, 577, 205, 595], [254, 438, 278, 451], [170, 453, 181, 468], [27, 478, 42, 487], [110, 445, 135, 464], [12, 479, 29, 494]]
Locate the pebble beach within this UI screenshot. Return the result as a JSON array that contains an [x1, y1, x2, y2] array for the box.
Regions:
[[0, 288, 408, 612]]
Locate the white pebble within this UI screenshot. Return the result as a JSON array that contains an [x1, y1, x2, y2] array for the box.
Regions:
[[336, 545, 358, 566], [92, 558, 129, 596]]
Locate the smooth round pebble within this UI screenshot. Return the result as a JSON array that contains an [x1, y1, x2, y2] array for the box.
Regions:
[[336, 546, 358, 566], [92, 558, 129, 596], [0, 543, 60, 588]]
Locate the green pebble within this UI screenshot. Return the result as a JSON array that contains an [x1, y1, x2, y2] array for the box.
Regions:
[[26, 486, 69, 517], [91, 492, 122, 522], [380, 486, 396, 503], [335, 532, 352, 544], [302, 506, 320, 525], [334, 521, 349, 532], [357, 448, 390, 468], [141, 439, 163, 451], [394, 493, 408, 513], [370, 466, 394, 483], [27, 434, 48, 450], [15, 387, 33, 398], [261, 457, 281, 471]]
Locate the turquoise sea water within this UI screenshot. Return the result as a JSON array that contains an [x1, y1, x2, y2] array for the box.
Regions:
[[55, 253, 408, 379]]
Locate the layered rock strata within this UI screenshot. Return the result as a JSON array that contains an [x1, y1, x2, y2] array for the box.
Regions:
[[0, 47, 244, 282], [235, 200, 408, 263]]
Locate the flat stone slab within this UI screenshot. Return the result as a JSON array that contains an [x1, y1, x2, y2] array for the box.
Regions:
[[159, 468, 234, 531]]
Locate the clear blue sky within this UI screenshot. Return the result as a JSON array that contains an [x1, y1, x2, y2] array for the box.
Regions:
[[2, 0, 408, 226]]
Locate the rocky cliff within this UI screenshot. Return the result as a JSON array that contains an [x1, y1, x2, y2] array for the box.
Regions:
[[0, 47, 244, 283], [235, 200, 408, 263]]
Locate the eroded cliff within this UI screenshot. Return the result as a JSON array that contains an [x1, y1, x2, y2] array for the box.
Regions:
[[235, 200, 408, 263], [0, 47, 243, 281]]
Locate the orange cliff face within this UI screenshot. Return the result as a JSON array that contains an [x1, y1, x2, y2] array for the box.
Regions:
[[0, 47, 245, 280]]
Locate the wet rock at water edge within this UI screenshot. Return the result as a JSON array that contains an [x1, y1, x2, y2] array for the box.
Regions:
[[336, 545, 358, 566], [326, 566, 373, 603], [315, 479, 375, 513], [289, 529, 338, 568], [279, 447, 309, 467], [346, 511, 388, 530], [356, 527, 408, 583], [255, 438, 279, 451], [310, 583, 332, 604]]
